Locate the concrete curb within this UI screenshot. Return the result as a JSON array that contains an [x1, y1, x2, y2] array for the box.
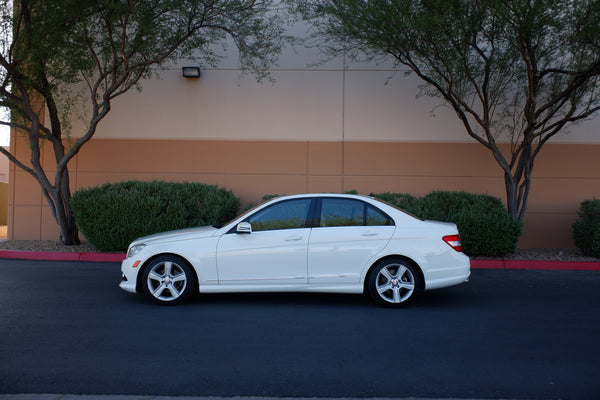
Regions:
[[0, 250, 126, 262], [0, 249, 599, 270], [0, 396, 473, 400]]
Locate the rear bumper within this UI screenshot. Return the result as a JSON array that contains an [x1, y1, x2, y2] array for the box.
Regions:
[[425, 269, 471, 290], [423, 255, 471, 290]]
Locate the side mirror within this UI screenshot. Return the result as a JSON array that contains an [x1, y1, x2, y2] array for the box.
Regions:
[[236, 222, 252, 234]]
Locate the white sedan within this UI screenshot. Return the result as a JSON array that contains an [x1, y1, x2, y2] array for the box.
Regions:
[[120, 193, 470, 306]]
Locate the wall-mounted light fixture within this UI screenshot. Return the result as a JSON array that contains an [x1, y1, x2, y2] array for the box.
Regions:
[[182, 66, 201, 78]]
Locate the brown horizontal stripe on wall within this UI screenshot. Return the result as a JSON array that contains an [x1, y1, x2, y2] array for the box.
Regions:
[[7, 137, 600, 248]]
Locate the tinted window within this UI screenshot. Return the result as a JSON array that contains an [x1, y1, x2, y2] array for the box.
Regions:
[[247, 199, 311, 231], [320, 198, 393, 227], [366, 204, 393, 226], [320, 199, 364, 227]]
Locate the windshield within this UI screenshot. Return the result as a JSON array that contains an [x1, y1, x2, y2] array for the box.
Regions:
[[213, 198, 274, 229]]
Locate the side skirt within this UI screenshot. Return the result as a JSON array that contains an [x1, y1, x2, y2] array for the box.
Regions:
[[199, 283, 364, 294]]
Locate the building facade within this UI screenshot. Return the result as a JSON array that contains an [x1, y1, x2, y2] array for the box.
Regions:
[[6, 33, 600, 248]]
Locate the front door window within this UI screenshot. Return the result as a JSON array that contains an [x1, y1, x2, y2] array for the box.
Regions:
[[248, 199, 311, 231]]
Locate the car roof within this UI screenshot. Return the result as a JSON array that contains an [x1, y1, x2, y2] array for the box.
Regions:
[[269, 193, 375, 201]]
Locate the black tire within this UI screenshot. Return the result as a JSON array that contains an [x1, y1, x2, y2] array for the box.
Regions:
[[141, 255, 196, 305], [367, 258, 421, 307]]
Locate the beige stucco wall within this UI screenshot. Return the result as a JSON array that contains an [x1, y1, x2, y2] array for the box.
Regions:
[[81, 66, 600, 144], [0, 146, 8, 227], [0, 146, 8, 183]]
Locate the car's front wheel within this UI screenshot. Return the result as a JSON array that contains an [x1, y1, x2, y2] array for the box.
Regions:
[[141, 255, 196, 305], [367, 258, 421, 307]]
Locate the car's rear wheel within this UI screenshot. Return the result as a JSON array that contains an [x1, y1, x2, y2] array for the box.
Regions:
[[367, 258, 421, 307], [141, 255, 195, 305]]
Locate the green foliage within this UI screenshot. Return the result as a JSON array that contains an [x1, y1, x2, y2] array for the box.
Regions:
[[573, 199, 600, 257], [0, 0, 285, 245], [71, 180, 239, 252], [372, 191, 522, 257]]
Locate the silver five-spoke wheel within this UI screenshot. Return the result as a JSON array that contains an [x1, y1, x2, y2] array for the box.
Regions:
[[142, 255, 195, 305], [367, 259, 421, 306]]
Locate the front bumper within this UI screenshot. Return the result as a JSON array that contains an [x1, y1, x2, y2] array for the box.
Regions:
[[119, 275, 137, 293], [120, 258, 141, 293]]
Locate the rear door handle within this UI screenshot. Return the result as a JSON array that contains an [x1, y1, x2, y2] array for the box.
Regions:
[[285, 235, 303, 241]]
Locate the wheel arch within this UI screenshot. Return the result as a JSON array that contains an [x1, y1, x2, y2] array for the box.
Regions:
[[136, 252, 199, 294], [363, 255, 425, 293]]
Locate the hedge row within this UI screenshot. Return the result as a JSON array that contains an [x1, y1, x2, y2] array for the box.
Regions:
[[71, 181, 239, 252], [573, 199, 600, 257], [372, 191, 523, 257], [71, 182, 521, 257]]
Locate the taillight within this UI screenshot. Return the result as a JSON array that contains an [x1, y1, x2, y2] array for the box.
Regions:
[[443, 234, 463, 252]]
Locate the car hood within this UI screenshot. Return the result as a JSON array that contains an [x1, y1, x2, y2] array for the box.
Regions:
[[133, 226, 218, 245]]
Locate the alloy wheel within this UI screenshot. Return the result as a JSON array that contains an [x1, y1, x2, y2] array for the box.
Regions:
[[146, 260, 188, 302], [374, 263, 416, 304]]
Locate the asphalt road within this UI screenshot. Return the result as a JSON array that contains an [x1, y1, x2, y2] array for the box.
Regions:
[[0, 259, 599, 399]]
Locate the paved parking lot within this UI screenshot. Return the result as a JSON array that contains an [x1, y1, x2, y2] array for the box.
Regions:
[[0, 259, 599, 399]]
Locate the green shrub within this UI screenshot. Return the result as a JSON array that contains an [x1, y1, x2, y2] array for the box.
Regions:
[[573, 199, 600, 257], [71, 180, 239, 252], [373, 190, 522, 257], [452, 207, 522, 257]]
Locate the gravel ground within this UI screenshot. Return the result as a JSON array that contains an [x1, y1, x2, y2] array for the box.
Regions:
[[0, 239, 598, 261], [0, 240, 106, 253], [482, 247, 599, 262]]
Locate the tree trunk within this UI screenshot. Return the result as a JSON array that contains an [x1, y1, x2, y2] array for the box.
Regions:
[[504, 172, 521, 220], [54, 184, 80, 246], [52, 163, 80, 246], [504, 150, 534, 222], [59, 212, 80, 246], [32, 175, 80, 246], [33, 162, 81, 246]]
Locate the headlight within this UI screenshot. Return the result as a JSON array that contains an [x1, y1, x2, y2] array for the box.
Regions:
[[127, 244, 146, 259]]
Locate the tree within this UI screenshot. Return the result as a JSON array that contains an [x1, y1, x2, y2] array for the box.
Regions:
[[0, 0, 285, 245], [290, 0, 600, 220]]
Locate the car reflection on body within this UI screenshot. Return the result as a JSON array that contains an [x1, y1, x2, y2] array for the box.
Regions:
[[120, 193, 470, 306]]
